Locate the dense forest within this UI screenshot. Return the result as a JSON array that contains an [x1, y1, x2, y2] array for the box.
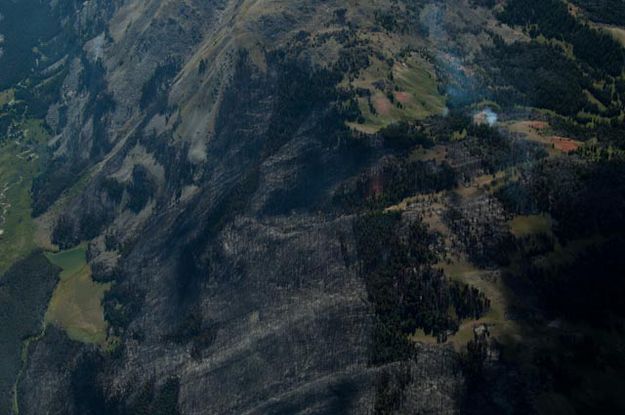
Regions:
[[354, 213, 489, 362], [500, 0, 625, 76]]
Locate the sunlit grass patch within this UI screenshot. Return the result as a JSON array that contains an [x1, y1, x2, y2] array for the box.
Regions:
[[46, 244, 88, 278], [0, 119, 47, 274], [509, 214, 552, 238], [393, 59, 446, 117], [0, 89, 15, 106], [45, 245, 110, 346], [347, 56, 445, 133], [434, 259, 520, 350], [600, 25, 625, 47]]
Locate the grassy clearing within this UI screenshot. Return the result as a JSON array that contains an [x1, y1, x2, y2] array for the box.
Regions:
[[0, 89, 15, 106], [0, 119, 47, 274], [409, 144, 447, 163], [0, 117, 109, 346], [347, 56, 445, 133], [409, 328, 439, 345], [388, 192, 519, 349], [437, 259, 520, 350], [393, 60, 446, 116], [601, 25, 625, 47], [46, 245, 89, 278], [503, 120, 556, 155], [504, 119, 585, 156], [390, 169, 522, 349], [509, 214, 552, 238], [45, 245, 110, 346], [584, 89, 607, 112]]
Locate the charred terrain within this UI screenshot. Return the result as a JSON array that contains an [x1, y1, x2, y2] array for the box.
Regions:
[[1, 0, 625, 413]]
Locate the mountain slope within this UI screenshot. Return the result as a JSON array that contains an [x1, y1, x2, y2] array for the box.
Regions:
[[1, 0, 625, 413], [15, 1, 481, 413]]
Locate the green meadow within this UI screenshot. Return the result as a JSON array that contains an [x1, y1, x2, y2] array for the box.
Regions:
[[348, 57, 446, 133], [45, 245, 111, 346], [0, 119, 47, 274]]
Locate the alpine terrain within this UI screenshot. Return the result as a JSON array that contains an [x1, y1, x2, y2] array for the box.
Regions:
[[1, 0, 625, 413]]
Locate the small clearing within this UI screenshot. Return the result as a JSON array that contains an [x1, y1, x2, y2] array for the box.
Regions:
[[509, 214, 552, 238], [347, 55, 445, 133], [45, 245, 110, 346], [504, 120, 582, 156], [600, 25, 625, 47], [550, 136, 581, 153]]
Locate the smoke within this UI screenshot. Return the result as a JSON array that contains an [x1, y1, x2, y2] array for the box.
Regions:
[[84, 33, 105, 61], [419, 3, 484, 111], [188, 139, 207, 164], [484, 108, 498, 126], [473, 108, 498, 126]]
